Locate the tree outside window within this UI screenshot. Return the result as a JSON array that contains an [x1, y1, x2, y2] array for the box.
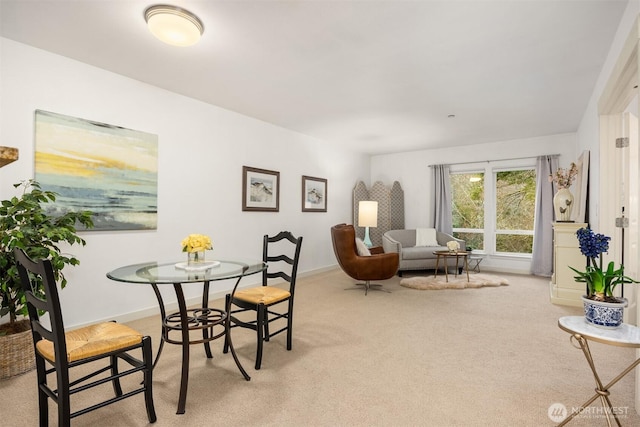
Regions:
[[451, 173, 484, 250], [495, 169, 536, 254], [452, 168, 536, 255]]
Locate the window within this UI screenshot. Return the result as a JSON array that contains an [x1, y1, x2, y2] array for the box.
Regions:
[[495, 169, 536, 254], [451, 163, 536, 256], [451, 173, 484, 250]]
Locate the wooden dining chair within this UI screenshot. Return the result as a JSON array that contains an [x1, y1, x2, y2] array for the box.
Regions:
[[13, 248, 156, 427], [223, 231, 303, 369]]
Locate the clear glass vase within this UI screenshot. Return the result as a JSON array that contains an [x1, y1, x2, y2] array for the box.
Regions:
[[187, 250, 205, 266]]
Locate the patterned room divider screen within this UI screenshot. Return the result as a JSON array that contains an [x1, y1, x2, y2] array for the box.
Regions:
[[353, 181, 405, 247]]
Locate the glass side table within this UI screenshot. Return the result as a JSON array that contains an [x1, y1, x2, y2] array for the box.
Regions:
[[557, 316, 640, 426], [468, 254, 484, 273]]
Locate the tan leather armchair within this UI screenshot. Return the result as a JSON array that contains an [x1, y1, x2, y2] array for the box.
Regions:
[[330, 223, 399, 295]]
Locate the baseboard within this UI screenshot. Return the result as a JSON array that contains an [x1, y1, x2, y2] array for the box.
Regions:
[[481, 267, 531, 275]]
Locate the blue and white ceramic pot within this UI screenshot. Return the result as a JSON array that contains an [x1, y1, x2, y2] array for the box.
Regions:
[[581, 296, 627, 329]]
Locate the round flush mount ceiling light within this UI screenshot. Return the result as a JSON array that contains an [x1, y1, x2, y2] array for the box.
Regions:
[[144, 5, 204, 47]]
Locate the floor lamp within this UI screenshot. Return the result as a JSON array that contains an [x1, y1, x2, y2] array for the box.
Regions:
[[358, 201, 378, 248]]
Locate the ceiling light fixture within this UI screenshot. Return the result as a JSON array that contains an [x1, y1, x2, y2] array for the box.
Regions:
[[144, 5, 204, 47]]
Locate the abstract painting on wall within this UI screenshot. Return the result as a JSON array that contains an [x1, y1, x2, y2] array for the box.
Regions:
[[34, 110, 158, 231]]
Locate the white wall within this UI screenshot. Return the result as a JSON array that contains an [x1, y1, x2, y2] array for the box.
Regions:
[[573, 1, 640, 413], [0, 38, 370, 328], [577, 0, 640, 228], [370, 133, 577, 273]]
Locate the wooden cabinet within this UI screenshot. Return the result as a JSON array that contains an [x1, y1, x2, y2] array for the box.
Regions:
[[550, 222, 588, 307]]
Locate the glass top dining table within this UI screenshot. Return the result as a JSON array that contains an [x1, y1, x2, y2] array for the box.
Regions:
[[107, 258, 266, 415], [107, 258, 265, 285]]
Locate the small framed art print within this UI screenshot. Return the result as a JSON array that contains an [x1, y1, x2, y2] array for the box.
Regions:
[[302, 175, 327, 212], [242, 166, 280, 212]]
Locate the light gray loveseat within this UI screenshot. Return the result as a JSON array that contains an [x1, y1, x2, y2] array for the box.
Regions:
[[381, 229, 465, 276]]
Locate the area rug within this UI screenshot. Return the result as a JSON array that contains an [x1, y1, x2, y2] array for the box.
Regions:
[[400, 273, 509, 290]]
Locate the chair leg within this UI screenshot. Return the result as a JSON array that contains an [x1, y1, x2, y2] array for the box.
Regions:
[[223, 294, 231, 354], [142, 337, 157, 423], [345, 281, 390, 295], [36, 358, 48, 427], [286, 301, 293, 351], [38, 390, 48, 427], [255, 304, 265, 370], [263, 307, 270, 342], [56, 368, 72, 427], [344, 282, 368, 293], [110, 355, 123, 396]]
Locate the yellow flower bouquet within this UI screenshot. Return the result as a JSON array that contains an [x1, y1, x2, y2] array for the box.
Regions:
[[181, 233, 213, 253]]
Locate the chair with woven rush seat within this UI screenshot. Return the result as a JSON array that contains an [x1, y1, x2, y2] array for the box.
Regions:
[[13, 248, 156, 427], [223, 231, 302, 370]]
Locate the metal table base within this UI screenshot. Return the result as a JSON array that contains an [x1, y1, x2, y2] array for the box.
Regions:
[[151, 277, 251, 414], [107, 259, 265, 414], [557, 316, 640, 426]]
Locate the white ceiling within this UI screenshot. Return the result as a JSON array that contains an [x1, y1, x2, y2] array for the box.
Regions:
[[0, 0, 629, 155]]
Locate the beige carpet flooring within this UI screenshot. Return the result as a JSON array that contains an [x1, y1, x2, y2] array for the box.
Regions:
[[2, 269, 640, 426]]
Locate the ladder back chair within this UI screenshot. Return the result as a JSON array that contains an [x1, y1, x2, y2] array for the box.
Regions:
[[224, 231, 303, 369], [13, 248, 156, 427]]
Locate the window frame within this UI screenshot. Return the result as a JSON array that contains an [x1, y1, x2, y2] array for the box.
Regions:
[[450, 158, 537, 258]]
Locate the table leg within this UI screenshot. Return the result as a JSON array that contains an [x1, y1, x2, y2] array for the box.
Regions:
[[150, 284, 166, 369], [559, 334, 640, 426], [173, 283, 191, 415], [201, 281, 213, 359], [470, 257, 482, 273], [454, 255, 460, 277], [225, 276, 251, 381], [434, 255, 440, 278], [444, 256, 450, 282], [464, 255, 470, 282]]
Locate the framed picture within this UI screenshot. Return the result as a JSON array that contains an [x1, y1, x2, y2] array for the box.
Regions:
[[242, 166, 280, 212], [34, 110, 158, 231], [302, 175, 327, 212]]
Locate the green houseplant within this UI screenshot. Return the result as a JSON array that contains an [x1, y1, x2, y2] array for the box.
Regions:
[[0, 180, 93, 335], [569, 227, 638, 301], [569, 227, 638, 328]]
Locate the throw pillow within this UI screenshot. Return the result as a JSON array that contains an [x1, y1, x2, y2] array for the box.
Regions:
[[355, 238, 371, 256], [416, 228, 439, 246]]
